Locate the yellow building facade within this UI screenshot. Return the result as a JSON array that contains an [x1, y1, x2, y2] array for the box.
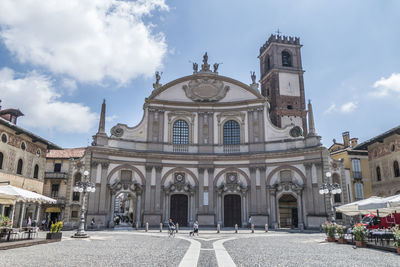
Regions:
[[329, 132, 372, 201]]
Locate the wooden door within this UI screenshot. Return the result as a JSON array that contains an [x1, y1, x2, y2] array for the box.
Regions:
[[170, 194, 188, 227], [224, 194, 241, 227]]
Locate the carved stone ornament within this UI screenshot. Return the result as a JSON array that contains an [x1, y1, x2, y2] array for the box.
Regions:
[[110, 125, 124, 137], [289, 126, 303, 138], [218, 174, 247, 194], [274, 181, 303, 193], [182, 78, 230, 102], [164, 173, 194, 194], [226, 172, 238, 184]]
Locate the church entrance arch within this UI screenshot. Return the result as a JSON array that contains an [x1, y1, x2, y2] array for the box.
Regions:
[[170, 194, 188, 226], [278, 194, 298, 228], [114, 192, 136, 227], [224, 194, 241, 227]]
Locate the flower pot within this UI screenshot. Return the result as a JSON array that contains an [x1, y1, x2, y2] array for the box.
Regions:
[[338, 238, 347, 244], [355, 240, 367, 248], [46, 232, 62, 240], [326, 237, 336, 242]]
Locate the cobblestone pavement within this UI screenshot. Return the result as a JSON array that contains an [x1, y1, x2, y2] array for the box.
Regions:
[[1, 230, 400, 267]]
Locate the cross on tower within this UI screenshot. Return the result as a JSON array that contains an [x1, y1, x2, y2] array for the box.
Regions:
[[275, 29, 282, 36]]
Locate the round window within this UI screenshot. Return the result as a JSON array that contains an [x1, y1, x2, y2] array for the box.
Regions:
[[1, 133, 7, 143], [21, 142, 26, 150]]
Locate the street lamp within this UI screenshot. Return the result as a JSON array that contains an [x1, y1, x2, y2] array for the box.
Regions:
[[72, 170, 95, 238], [319, 172, 342, 223]]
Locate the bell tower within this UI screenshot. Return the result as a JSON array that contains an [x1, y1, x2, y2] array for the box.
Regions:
[[259, 34, 307, 135]]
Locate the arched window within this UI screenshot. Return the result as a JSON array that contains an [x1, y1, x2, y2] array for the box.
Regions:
[[376, 166, 381, 181], [223, 120, 240, 145], [173, 120, 189, 144], [17, 159, 23, 175], [33, 164, 39, 179], [394, 161, 400, 177], [0, 152, 3, 169], [282, 51, 292, 67], [264, 55, 270, 74]]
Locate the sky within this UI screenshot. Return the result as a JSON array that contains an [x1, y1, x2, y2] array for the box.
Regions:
[[0, 0, 399, 149]]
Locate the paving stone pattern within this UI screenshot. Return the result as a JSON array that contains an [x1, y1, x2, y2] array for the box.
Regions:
[[225, 233, 400, 267], [0, 231, 189, 267]]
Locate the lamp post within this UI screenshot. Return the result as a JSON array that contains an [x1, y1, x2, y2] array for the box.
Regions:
[[72, 170, 95, 238], [319, 172, 342, 223]]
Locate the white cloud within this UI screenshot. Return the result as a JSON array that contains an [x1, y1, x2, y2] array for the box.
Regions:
[[0, 67, 97, 133], [340, 101, 357, 113], [0, 0, 168, 84], [61, 78, 77, 95], [323, 103, 336, 114], [372, 73, 400, 97], [106, 115, 118, 123]]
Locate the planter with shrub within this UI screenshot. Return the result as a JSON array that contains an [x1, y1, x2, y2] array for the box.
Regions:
[[46, 221, 63, 240]]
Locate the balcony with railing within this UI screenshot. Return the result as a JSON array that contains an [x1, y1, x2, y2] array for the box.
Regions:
[[45, 172, 68, 179]]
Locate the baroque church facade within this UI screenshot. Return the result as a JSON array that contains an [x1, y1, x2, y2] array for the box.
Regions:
[[85, 34, 342, 230]]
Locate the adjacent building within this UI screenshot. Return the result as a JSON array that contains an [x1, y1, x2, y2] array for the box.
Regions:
[[0, 103, 60, 227], [355, 126, 400, 197], [329, 131, 372, 201], [43, 148, 86, 229], [83, 34, 349, 230]]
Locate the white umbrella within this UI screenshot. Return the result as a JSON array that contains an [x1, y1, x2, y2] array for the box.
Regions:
[[0, 185, 56, 204], [335, 196, 385, 216]]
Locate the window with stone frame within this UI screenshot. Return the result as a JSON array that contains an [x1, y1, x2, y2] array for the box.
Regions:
[[51, 183, 59, 198], [376, 166, 381, 181], [264, 55, 271, 74], [172, 119, 189, 144], [223, 120, 240, 145], [71, 210, 78, 218], [0, 152, 3, 169], [16, 159, 23, 175], [282, 51, 292, 67], [355, 183, 364, 200], [74, 173, 82, 185], [72, 192, 80, 202], [33, 164, 39, 179], [54, 163, 62, 172], [394, 160, 400, 177]]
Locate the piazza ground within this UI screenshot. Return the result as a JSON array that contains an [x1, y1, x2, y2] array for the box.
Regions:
[[1, 230, 399, 266]]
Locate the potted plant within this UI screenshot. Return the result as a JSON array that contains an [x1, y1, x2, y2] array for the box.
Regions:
[[46, 221, 63, 240], [322, 222, 336, 242], [336, 224, 347, 244], [392, 226, 400, 255], [353, 223, 367, 247], [0, 215, 11, 227]]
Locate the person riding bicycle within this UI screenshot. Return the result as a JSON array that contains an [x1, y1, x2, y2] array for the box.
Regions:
[[168, 218, 176, 234]]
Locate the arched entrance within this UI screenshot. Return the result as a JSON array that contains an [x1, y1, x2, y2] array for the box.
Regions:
[[278, 194, 298, 228], [170, 194, 188, 226], [224, 194, 241, 227], [113, 192, 136, 227]]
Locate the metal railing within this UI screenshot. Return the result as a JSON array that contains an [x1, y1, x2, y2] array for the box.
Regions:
[[173, 144, 189, 152], [45, 172, 68, 179], [353, 171, 362, 179], [223, 144, 240, 153]]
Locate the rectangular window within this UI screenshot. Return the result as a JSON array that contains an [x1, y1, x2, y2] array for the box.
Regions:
[[203, 192, 208, 205], [72, 192, 80, 202], [54, 163, 62, 172], [355, 183, 364, 200], [71, 211, 78, 218], [334, 194, 341, 203], [352, 159, 362, 179], [51, 184, 59, 198], [336, 212, 343, 220]]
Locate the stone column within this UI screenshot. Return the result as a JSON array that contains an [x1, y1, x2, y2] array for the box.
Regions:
[[242, 193, 247, 227], [297, 190, 304, 230], [19, 202, 26, 228], [259, 167, 267, 213], [189, 192, 195, 226], [164, 192, 169, 224], [136, 193, 142, 227], [249, 167, 257, 214], [110, 194, 116, 227], [217, 191, 222, 225], [198, 168, 204, 213], [154, 166, 163, 212], [269, 188, 277, 228], [10, 204, 15, 227], [144, 166, 153, 212], [208, 168, 214, 213]]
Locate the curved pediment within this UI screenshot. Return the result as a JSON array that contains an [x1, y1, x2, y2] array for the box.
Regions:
[[148, 73, 265, 104]]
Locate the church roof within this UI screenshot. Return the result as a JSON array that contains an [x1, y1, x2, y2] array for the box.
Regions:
[[47, 147, 86, 159]]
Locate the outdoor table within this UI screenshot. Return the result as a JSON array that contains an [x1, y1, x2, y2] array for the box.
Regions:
[[370, 231, 394, 246]]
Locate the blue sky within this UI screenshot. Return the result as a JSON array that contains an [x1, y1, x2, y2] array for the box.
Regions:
[[0, 0, 399, 148]]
